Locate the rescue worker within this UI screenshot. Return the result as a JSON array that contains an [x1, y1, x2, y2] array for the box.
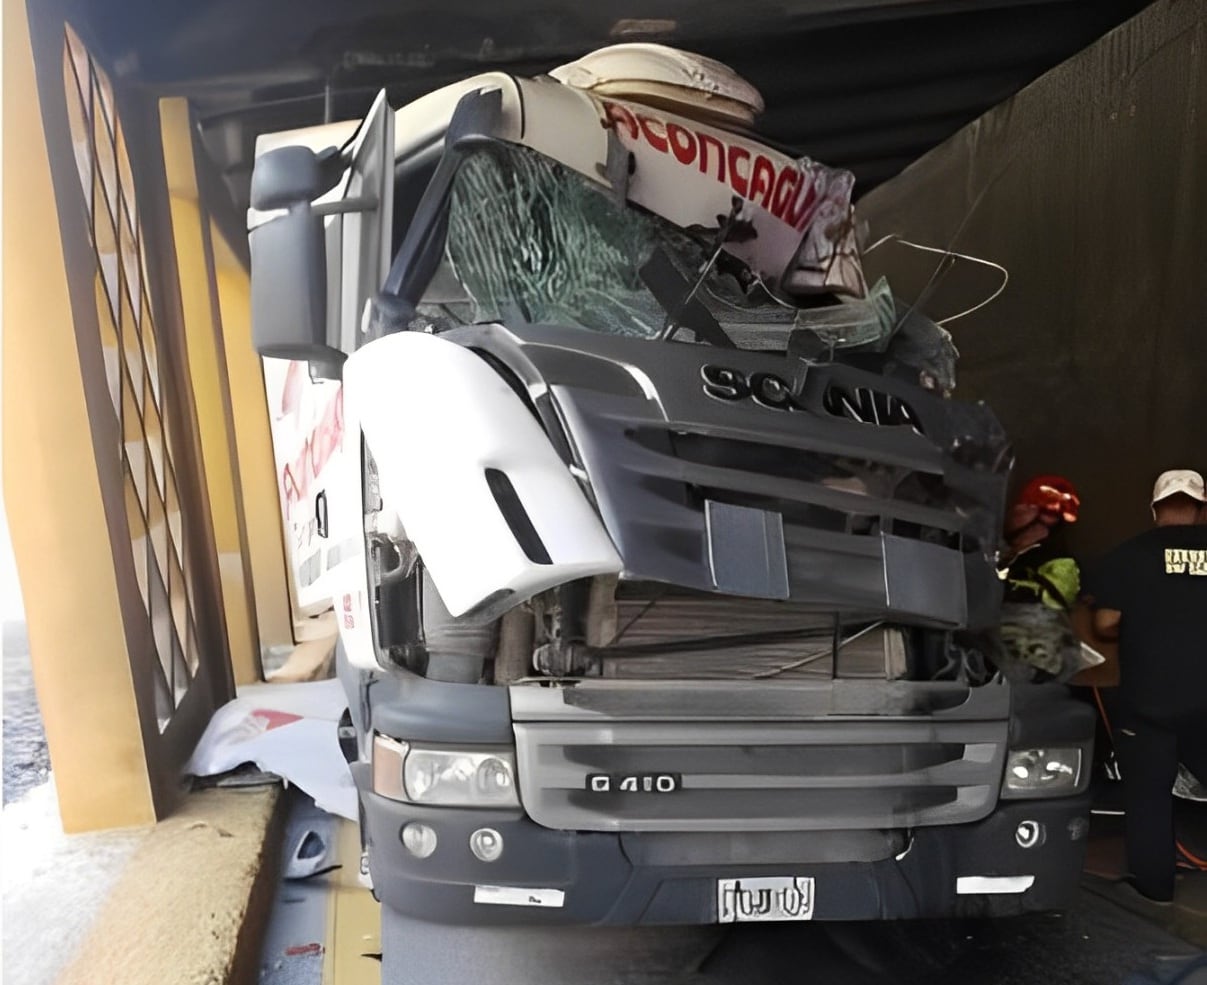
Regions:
[[1000, 473, 1082, 566], [1086, 469, 1207, 904], [995, 475, 1085, 682]]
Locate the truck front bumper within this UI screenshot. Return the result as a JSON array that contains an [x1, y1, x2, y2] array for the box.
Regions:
[[355, 766, 1090, 927]]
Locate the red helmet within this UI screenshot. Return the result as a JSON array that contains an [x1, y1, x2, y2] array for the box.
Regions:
[[1016, 475, 1081, 524]]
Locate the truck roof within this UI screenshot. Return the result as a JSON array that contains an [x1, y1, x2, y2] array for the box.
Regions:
[[254, 46, 866, 298]]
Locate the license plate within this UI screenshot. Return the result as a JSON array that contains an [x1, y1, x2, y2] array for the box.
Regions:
[[717, 876, 815, 923]]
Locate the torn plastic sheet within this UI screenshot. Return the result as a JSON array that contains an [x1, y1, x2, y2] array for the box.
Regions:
[[186, 679, 356, 821], [780, 161, 863, 298]]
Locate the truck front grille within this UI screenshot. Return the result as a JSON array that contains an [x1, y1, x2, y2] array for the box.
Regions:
[[513, 719, 1006, 833]]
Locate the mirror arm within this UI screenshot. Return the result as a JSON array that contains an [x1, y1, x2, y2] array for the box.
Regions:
[[312, 195, 378, 217]]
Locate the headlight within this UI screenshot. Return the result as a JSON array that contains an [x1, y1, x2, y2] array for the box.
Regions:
[[373, 735, 519, 808], [406, 748, 519, 807], [1002, 747, 1083, 798]]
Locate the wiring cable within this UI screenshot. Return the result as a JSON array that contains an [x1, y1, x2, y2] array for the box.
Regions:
[[863, 234, 1009, 326]]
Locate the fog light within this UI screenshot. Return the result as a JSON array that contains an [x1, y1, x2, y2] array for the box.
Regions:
[[1015, 820, 1045, 849], [401, 822, 438, 858], [470, 827, 504, 862]]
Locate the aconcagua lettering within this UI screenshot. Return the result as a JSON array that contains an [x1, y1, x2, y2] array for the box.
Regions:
[[666, 122, 696, 165], [601, 100, 824, 233], [749, 155, 777, 210], [697, 132, 726, 183], [727, 145, 751, 197], [637, 113, 668, 153], [603, 100, 638, 140]]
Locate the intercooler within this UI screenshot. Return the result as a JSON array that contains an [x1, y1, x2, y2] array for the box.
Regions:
[[592, 594, 907, 681]]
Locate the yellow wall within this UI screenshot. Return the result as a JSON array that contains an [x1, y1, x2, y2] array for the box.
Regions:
[[209, 226, 295, 652], [3, 0, 155, 829], [159, 99, 263, 685]]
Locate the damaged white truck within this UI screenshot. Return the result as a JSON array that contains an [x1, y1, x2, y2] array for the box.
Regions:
[[248, 45, 1095, 927]]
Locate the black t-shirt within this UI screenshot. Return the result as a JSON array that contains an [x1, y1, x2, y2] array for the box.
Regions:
[[1085, 524, 1207, 718]]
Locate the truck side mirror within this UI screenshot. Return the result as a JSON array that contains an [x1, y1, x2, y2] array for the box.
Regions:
[[249, 146, 343, 366], [249, 145, 323, 211]]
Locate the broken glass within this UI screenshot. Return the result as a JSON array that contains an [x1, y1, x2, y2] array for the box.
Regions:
[[438, 141, 960, 391], [442, 143, 797, 340], [788, 289, 960, 394], [792, 276, 895, 350], [446, 143, 667, 337]]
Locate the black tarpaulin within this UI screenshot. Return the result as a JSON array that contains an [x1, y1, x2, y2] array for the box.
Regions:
[[858, 0, 1207, 557]]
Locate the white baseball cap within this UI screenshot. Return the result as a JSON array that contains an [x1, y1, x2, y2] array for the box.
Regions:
[[1151, 469, 1206, 505]]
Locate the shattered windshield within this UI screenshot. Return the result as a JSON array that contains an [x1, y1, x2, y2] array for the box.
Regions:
[[414, 141, 960, 391], [438, 142, 795, 341]]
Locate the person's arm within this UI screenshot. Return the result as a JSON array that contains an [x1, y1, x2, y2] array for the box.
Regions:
[[1093, 606, 1122, 640], [1000, 503, 1054, 566]]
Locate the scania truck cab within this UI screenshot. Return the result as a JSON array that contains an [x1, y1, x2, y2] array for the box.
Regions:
[[248, 44, 1095, 928]]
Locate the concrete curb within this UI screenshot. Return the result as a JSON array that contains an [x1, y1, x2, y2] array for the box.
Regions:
[[55, 785, 284, 985]]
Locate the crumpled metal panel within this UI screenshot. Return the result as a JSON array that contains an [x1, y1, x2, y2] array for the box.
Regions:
[[451, 321, 1011, 630]]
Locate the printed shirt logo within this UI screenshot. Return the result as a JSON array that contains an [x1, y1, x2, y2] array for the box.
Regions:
[[1164, 548, 1207, 575]]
